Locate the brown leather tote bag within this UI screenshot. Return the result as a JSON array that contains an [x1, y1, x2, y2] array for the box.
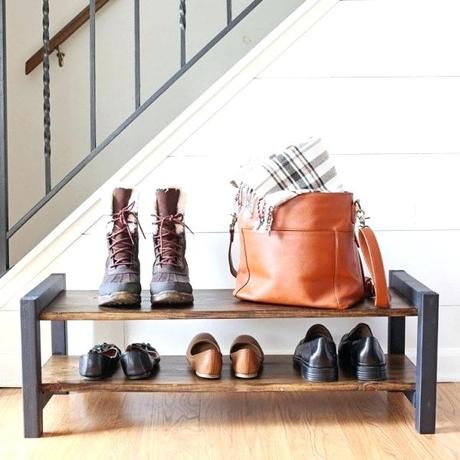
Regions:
[[228, 192, 390, 309]]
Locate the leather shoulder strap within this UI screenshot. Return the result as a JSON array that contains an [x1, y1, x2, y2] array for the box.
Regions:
[[228, 214, 238, 278], [358, 226, 390, 308]]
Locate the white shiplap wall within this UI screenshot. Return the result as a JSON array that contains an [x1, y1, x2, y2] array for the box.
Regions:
[[1, 0, 459, 384]]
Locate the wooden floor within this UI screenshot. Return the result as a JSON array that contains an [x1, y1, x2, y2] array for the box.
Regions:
[[1, 385, 459, 460]]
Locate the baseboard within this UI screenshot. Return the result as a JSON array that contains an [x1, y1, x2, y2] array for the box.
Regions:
[[0, 354, 22, 387]]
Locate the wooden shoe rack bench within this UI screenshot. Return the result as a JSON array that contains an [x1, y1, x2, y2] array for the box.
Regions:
[[20, 270, 439, 438]]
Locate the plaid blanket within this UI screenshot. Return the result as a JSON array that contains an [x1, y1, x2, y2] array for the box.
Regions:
[[233, 138, 342, 231]]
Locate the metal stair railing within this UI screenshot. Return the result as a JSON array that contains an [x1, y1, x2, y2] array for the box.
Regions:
[[0, 0, 263, 276]]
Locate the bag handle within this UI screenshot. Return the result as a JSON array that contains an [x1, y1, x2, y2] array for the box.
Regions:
[[228, 214, 238, 278], [355, 200, 390, 308], [358, 226, 390, 308]]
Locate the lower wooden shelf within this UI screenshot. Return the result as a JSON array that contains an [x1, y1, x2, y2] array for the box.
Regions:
[[42, 354, 415, 394]]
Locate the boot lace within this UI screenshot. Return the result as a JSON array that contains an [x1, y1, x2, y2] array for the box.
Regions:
[[108, 202, 145, 268], [152, 213, 192, 268]]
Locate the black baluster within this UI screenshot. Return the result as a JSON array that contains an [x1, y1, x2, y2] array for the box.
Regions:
[[180, 0, 186, 67], [42, 0, 51, 193], [89, 0, 96, 150], [226, 0, 232, 25], [134, 0, 140, 109], [0, 0, 8, 275]]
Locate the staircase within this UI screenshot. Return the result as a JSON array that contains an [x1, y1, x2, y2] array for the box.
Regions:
[[0, 0, 315, 273]]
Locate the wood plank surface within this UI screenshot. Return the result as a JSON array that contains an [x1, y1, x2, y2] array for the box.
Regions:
[[40, 289, 417, 320], [41, 354, 415, 394], [2, 385, 460, 459]]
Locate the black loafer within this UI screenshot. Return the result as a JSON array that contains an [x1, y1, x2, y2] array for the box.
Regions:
[[293, 324, 338, 382], [120, 343, 161, 379], [339, 323, 386, 381], [79, 343, 121, 379]]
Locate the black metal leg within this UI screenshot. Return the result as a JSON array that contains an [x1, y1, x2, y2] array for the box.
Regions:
[[415, 292, 439, 434], [388, 316, 405, 354], [388, 316, 414, 405], [51, 320, 67, 355], [51, 320, 69, 396], [403, 391, 415, 406], [20, 274, 66, 438], [389, 270, 439, 434], [20, 297, 44, 438]]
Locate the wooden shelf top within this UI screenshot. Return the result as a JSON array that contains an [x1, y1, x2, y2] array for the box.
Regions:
[[40, 289, 417, 321], [42, 354, 415, 394]]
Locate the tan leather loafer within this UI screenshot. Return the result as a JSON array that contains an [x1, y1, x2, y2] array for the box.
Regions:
[[230, 335, 264, 379], [186, 333, 222, 379]]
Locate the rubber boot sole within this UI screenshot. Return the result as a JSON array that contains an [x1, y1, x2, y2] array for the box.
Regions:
[[151, 290, 194, 306], [98, 291, 141, 307]]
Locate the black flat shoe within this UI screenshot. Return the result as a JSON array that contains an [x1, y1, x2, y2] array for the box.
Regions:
[[120, 343, 161, 379], [79, 343, 121, 379], [293, 324, 338, 382], [339, 323, 386, 381]]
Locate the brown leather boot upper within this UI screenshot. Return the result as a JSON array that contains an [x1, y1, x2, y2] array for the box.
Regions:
[[109, 188, 138, 266], [150, 188, 193, 303], [98, 188, 141, 304]]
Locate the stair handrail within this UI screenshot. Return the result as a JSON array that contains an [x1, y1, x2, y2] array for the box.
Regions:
[[25, 0, 111, 75]]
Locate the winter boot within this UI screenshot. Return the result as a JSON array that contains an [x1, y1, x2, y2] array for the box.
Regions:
[[150, 188, 193, 305], [98, 188, 142, 306]]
